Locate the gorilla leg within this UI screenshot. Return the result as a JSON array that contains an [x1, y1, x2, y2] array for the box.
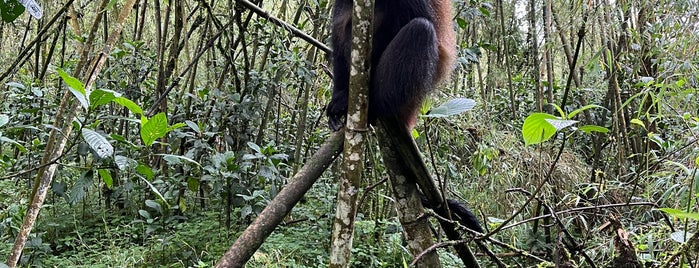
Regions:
[[371, 17, 439, 127]]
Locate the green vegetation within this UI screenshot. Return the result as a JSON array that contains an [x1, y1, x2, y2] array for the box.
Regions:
[[1, 0, 698, 267]]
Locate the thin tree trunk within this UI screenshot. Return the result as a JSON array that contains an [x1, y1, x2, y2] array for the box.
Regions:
[[551, 8, 580, 87], [528, 0, 542, 112], [497, 0, 516, 118], [543, 0, 554, 110], [329, 0, 373, 266]]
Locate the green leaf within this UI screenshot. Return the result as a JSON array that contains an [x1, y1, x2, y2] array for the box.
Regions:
[[138, 177, 169, 209], [69, 170, 93, 205], [424, 98, 476, 118], [630, 118, 646, 129], [0, 114, 9, 127], [140, 112, 168, 146], [57, 68, 88, 109], [167, 122, 186, 132], [695, 156, 699, 167], [137, 164, 154, 180], [158, 154, 201, 166], [104, 0, 120, 11], [522, 113, 558, 146], [478, 42, 497, 52], [185, 120, 200, 133], [145, 199, 162, 214], [179, 198, 187, 213], [0, 136, 26, 152], [456, 17, 467, 29], [98, 169, 113, 188], [89, 89, 120, 108], [112, 96, 143, 115], [247, 142, 262, 154], [0, 0, 25, 22], [111, 133, 139, 149], [578, 125, 609, 134], [568, 104, 604, 119], [411, 128, 419, 139], [114, 155, 135, 170], [478, 6, 490, 17], [138, 210, 151, 219], [549, 103, 565, 118], [658, 208, 699, 221], [187, 178, 199, 192], [81, 128, 113, 159]]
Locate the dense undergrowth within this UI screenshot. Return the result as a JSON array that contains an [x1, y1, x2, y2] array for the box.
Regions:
[[1, 0, 698, 267]]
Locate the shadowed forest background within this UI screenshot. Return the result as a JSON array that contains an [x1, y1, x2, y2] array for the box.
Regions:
[[1, 0, 698, 267]]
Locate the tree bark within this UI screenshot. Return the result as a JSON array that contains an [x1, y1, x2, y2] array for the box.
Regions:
[[329, 0, 373, 266], [377, 117, 480, 268], [375, 122, 442, 267]]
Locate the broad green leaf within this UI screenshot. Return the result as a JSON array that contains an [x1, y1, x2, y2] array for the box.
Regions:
[[140, 112, 168, 146], [649, 133, 665, 147], [98, 169, 113, 188], [568, 104, 604, 119], [81, 128, 113, 159], [639, 76, 655, 84], [112, 97, 143, 115], [695, 156, 699, 166], [240, 205, 252, 219], [0, 0, 25, 22], [90, 89, 120, 108], [664, 160, 690, 175], [57, 68, 88, 109], [522, 113, 557, 146], [137, 164, 154, 180], [424, 98, 476, 118], [69, 170, 93, 205], [478, 42, 497, 52], [0, 114, 8, 127], [578, 125, 609, 134]]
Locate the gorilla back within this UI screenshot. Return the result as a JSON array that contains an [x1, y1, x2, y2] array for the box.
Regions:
[[326, 0, 456, 131]]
